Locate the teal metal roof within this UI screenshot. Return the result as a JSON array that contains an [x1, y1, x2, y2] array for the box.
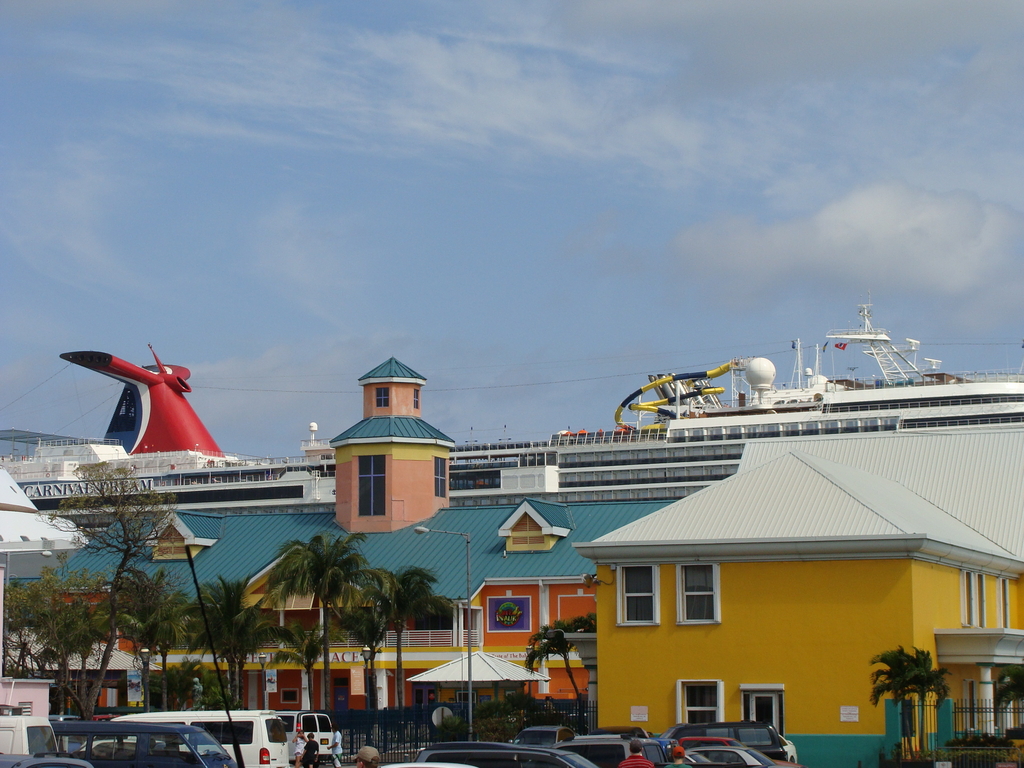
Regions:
[[63, 500, 671, 601], [330, 416, 453, 445], [521, 499, 575, 530], [359, 358, 425, 382], [176, 511, 224, 540]]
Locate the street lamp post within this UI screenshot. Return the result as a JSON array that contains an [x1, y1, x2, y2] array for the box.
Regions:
[[414, 526, 472, 738], [258, 652, 268, 710], [360, 646, 373, 710], [140, 647, 151, 713]]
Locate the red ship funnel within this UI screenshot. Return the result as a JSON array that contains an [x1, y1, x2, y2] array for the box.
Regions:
[[60, 348, 222, 456]]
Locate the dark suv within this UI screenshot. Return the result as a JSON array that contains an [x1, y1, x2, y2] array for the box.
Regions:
[[416, 741, 600, 768], [659, 722, 789, 763]]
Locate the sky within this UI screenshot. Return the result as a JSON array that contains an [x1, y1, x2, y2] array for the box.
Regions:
[[4, 0, 1024, 458]]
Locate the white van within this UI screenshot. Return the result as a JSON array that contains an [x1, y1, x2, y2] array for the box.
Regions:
[[113, 711, 288, 768], [0, 716, 57, 756], [275, 713, 333, 765]]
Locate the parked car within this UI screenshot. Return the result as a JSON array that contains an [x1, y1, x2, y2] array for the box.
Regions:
[[659, 723, 792, 763], [112, 710, 288, 768], [686, 746, 805, 768], [416, 741, 599, 768], [512, 727, 576, 746], [52, 720, 237, 768], [275, 712, 334, 764], [0, 757, 93, 768], [676, 738, 745, 751], [586, 728, 651, 739], [555, 735, 668, 768], [0, 717, 57, 757]]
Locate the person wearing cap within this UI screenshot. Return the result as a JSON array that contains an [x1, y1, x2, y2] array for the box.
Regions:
[[670, 745, 686, 765], [618, 740, 654, 768], [355, 746, 379, 768]]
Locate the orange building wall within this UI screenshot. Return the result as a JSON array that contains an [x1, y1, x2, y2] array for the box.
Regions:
[[361, 381, 422, 418], [335, 451, 447, 532]]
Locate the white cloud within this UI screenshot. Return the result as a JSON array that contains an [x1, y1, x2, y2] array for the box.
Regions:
[[671, 183, 1024, 307]]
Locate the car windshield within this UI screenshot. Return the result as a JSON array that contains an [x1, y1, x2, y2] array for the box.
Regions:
[[184, 731, 231, 757], [28, 726, 58, 755], [735, 729, 773, 747]]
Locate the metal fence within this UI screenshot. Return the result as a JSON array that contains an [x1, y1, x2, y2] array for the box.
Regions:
[[323, 700, 598, 763], [954, 699, 1024, 738]]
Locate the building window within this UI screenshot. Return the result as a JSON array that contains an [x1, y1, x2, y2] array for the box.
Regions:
[[999, 578, 1012, 628], [434, 456, 446, 498], [358, 455, 386, 516], [414, 388, 420, 409], [963, 571, 986, 627], [679, 564, 719, 623], [376, 387, 390, 408], [620, 565, 657, 624], [675, 680, 723, 723]]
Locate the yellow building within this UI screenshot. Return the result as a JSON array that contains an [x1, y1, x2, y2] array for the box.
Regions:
[[575, 430, 1024, 768]]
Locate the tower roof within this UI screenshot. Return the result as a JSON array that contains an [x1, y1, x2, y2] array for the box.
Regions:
[[359, 357, 426, 383], [330, 415, 454, 446]]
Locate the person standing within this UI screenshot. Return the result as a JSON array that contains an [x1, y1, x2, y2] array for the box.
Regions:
[[618, 740, 655, 768], [670, 745, 686, 766], [329, 723, 343, 768], [292, 729, 305, 768], [301, 733, 319, 768]]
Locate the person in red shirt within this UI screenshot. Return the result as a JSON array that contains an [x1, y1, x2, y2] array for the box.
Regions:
[[618, 740, 655, 768]]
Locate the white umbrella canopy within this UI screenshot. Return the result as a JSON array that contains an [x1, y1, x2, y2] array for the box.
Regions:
[[408, 651, 549, 683]]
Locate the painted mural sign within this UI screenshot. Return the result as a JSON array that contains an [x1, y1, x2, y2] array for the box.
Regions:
[[487, 596, 531, 632]]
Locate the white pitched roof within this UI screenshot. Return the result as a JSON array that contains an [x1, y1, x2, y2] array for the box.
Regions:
[[741, 429, 1024, 557], [407, 651, 549, 683], [577, 430, 1024, 572]]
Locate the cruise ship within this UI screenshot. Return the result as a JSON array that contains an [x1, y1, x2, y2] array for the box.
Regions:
[[2, 348, 337, 514], [5, 305, 1024, 512], [447, 305, 1024, 506]]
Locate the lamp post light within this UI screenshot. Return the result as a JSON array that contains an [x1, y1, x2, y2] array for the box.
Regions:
[[258, 652, 268, 710], [360, 646, 373, 711], [414, 525, 472, 738], [140, 647, 151, 713]]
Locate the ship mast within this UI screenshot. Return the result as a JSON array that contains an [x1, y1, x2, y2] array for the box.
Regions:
[[826, 303, 923, 383]]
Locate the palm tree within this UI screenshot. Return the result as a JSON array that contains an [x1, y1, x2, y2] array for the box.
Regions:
[[265, 532, 378, 709], [995, 665, 1024, 706], [189, 575, 285, 701], [341, 606, 389, 710], [274, 621, 324, 710], [870, 646, 949, 752], [526, 614, 596, 702], [119, 569, 191, 710], [365, 566, 452, 709]]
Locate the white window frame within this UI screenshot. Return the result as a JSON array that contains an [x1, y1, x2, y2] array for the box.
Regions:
[[677, 563, 721, 624], [999, 578, 1012, 629], [675, 679, 724, 724], [618, 564, 659, 625], [963, 570, 986, 627]]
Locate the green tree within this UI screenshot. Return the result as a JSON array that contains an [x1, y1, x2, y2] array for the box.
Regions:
[[526, 614, 596, 701], [340, 606, 388, 710], [365, 566, 452, 709], [50, 463, 175, 719], [274, 622, 325, 710], [995, 665, 1024, 707], [870, 645, 950, 753], [120, 568, 190, 711], [22, 565, 109, 716], [189, 575, 285, 701], [265, 532, 378, 709]]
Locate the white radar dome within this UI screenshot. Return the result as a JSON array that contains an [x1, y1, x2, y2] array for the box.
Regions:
[[309, 422, 318, 432], [745, 357, 776, 390]]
